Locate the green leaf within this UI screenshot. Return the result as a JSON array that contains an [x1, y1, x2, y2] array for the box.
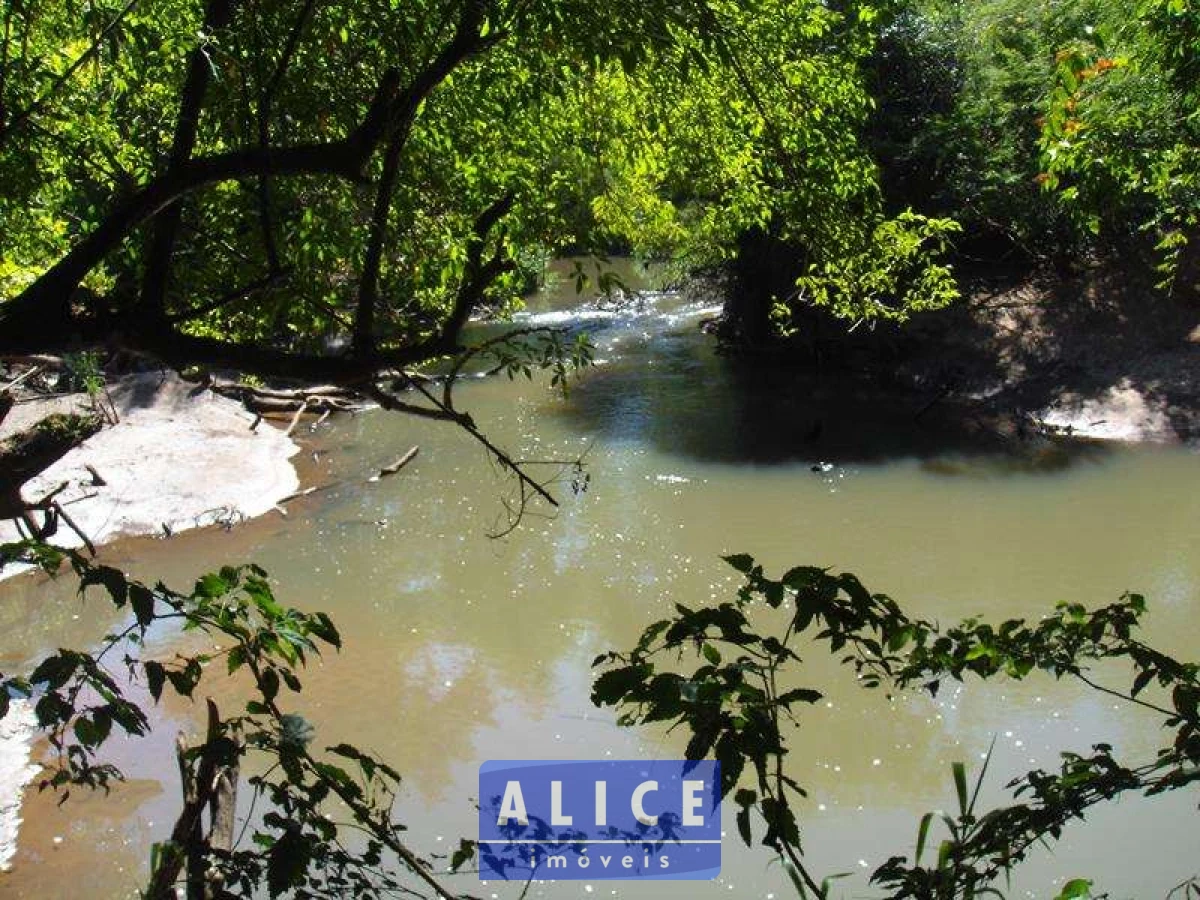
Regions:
[[195, 572, 231, 599], [144, 661, 166, 701], [30, 651, 78, 690], [937, 838, 954, 871], [310, 612, 341, 649], [79, 566, 128, 606], [73, 715, 101, 747], [716, 731, 745, 799], [915, 811, 934, 864], [723, 553, 756, 574], [952, 761, 969, 816], [260, 667, 279, 702], [227, 645, 246, 675], [450, 838, 475, 872], [821, 872, 852, 896], [777, 687, 823, 707], [591, 664, 651, 706], [166, 659, 202, 698], [267, 826, 310, 897], [1054, 878, 1093, 900], [129, 584, 155, 628]]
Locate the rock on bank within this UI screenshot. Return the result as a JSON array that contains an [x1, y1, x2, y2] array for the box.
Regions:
[[0, 370, 300, 569]]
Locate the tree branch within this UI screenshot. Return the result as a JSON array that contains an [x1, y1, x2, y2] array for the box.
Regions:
[[352, 1, 501, 355], [166, 268, 290, 325], [352, 131, 405, 355], [254, 0, 319, 273], [0, 68, 401, 350], [138, 0, 237, 323]]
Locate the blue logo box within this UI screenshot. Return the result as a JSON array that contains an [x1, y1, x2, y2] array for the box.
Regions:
[[478, 759, 721, 881]]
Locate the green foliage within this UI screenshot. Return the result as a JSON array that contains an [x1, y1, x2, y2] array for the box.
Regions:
[[60, 352, 104, 396], [1038, 0, 1200, 290], [869, 0, 1099, 255], [594, 553, 1200, 899], [60, 351, 118, 423], [553, 1, 963, 324], [26, 411, 103, 446], [872, 0, 1199, 288], [1054, 877, 1096, 900], [795, 212, 962, 324], [478, 329, 594, 395]]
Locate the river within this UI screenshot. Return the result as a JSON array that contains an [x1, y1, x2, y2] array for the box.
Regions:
[[1, 260, 1198, 898]]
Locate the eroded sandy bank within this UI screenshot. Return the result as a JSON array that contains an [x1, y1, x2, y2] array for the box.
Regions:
[[0, 371, 300, 562]]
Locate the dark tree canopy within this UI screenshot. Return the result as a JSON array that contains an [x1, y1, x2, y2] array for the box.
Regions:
[[0, 0, 965, 388]]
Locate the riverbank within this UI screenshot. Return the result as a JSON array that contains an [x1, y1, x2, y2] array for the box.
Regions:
[[691, 262, 1198, 463], [0, 701, 36, 872], [0, 370, 301, 568], [897, 266, 1200, 444]]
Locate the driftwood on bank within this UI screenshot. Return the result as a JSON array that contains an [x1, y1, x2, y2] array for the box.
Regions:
[[208, 379, 366, 421], [0, 354, 66, 369], [273, 445, 419, 515], [277, 485, 318, 505], [284, 398, 313, 437], [276, 481, 337, 506]]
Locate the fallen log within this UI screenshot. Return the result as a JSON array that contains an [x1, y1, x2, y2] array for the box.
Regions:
[[211, 380, 351, 400], [274, 482, 339, 516], [278, 485, 318, 505], [2, 365, 43, 394], [368, 445, 419, 482], [242, 395, 354, 414], [0, 354, 65, 369]]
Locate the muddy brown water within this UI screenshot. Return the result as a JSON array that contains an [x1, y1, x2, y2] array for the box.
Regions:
[[1, 262, 1198, 898]]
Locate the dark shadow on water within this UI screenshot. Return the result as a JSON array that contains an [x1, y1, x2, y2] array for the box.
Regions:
[[548, 330, 1114, 474]]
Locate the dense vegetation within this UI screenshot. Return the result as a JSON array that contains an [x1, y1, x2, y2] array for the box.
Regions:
[[0, 0, 962, 380], [594, 554, 1200, 899], [870, 0, 1199, 292], [2, 0, 1194, 367]]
